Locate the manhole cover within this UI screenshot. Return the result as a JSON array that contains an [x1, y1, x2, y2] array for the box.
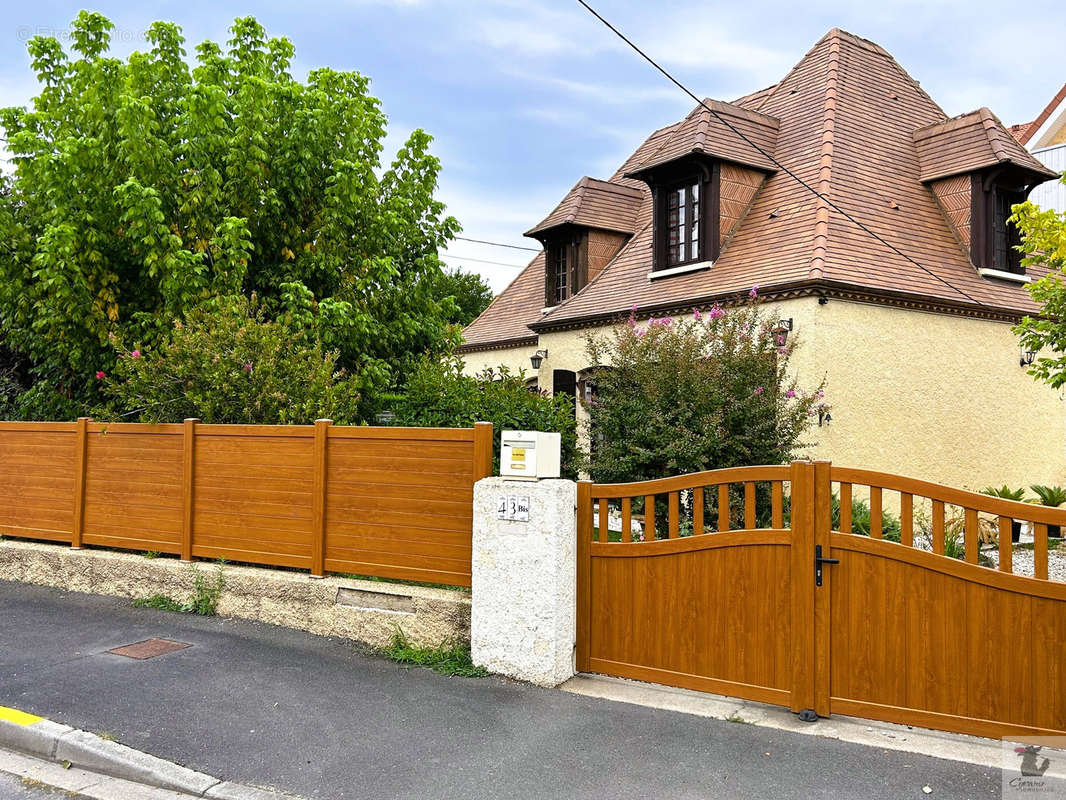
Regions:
[[107, 638, 192, 660]]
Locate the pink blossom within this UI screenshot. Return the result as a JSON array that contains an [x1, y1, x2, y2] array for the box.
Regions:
[[749, 285, 759, 299], [708, 304, 725, 320], [753, 386, 764, 396], [631, 304, 638, 312], [634, 328, 646, 337], [95, 371, 106, 380], [692, 308, 702, 320], [785, 389, 796, 398], [243, 363, 253, 372], [778, 347, 788, 355], [130, 349, 141, 358]]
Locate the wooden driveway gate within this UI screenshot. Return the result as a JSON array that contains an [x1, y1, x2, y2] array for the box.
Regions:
[[577, 461, 1066, 739]]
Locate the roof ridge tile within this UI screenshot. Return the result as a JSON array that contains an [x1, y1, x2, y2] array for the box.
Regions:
[[808, 32, 841, 280]]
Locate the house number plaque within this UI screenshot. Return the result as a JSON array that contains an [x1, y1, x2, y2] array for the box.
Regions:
[[496, 495, 530, 522]]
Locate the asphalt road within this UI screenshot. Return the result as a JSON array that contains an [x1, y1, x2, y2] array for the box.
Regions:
[[0, 581, 1001, 799]]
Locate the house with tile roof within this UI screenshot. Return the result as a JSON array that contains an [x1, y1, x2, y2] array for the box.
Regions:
[[460, 29, 1066, 491], [1010, 82, 1066, 213]]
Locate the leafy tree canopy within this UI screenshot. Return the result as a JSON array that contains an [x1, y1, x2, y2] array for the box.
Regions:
[[0, 11, 460, 421], [435, 267, 494, 327], [1013, 191, 1066, 388]]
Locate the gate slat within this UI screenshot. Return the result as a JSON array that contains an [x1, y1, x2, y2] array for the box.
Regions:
[[900, 493, 913, 547], [621, 498, 632, 543], [965, 508, 978, 563], [932, 500, 945, 555], [645, 495, 656, 541], [744, 482, 755, 529], [668, 493, 679, 539], [998, 516, 1012, 572], [1035, 523, 1048, 580], [771, 481, 783, 529], [693, 488, 704, 535], [870, 487, 883, 539], [840, 482, 852, 533], [718, 484, 729, 532]]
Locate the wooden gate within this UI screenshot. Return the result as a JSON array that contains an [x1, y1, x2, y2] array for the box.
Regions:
[[577, 461, 1066, 739]]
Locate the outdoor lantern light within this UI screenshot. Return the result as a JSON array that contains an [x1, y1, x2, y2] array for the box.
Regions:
[[772, 318, 794, 344], [1020, 348, 1036, 368], [819, 409, 832, 427], [529, 349, 548, 370]]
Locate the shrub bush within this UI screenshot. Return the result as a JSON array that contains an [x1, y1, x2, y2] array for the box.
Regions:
[[583, 297, 826, 483], [391, 352, 578, 476]]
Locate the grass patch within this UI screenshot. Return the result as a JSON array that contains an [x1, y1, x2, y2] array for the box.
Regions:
[[142, 550, 161, 559], [726, 714, 752, 724], [132, 594, 185, 612], [131, 560, 225, 616], [381, 630, 487, 678]]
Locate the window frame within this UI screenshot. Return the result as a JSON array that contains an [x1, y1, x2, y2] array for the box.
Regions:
[[970, 172, 1029, 276], [651, 161, 719, 273], [543, 230, 586, 306]]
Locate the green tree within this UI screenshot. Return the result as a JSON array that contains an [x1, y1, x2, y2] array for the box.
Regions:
[[104, 296, 361, 425], [392, 352, 578, 476], [1012, 189, 1066, 387], [0, 12, 459, 420], [583, 299, 825, 483], [435, 267, 494, 326]]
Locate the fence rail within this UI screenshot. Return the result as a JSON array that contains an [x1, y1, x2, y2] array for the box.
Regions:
[[1, 419, 493, 586]]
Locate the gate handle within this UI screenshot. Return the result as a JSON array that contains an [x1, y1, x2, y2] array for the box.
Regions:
[[815, 544, 839, 587]]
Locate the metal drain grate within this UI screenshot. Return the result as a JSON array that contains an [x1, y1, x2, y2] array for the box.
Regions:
[[107, 638, 192, 659]]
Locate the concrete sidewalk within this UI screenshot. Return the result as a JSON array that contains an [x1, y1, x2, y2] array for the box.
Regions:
[[0, 581, 1000, 799]]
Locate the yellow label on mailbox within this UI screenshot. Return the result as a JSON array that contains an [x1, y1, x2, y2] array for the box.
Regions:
[[511, 448, 526, 462]]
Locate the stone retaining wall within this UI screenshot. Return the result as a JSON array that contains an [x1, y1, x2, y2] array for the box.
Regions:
[[0, 539, 470, 649]]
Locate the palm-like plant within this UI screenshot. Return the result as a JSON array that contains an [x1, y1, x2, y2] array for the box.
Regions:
[[1030, 485, 1066, 539], [980, 486, 1028, 543]]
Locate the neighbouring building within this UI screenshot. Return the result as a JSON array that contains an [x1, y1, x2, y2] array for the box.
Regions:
[[1010, 82, 1066, 213], [460, 29, 1066, 491]]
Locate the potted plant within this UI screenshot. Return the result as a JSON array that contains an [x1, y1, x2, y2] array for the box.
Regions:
[[1030, 485, 1066, 540], [980, 486, 1027, 543]]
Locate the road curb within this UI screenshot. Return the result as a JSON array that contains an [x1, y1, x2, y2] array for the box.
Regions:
[[0, 710, 291, 798]]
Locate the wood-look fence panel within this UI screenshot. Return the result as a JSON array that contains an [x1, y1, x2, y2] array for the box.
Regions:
[[0, 423, 77, 542], [0, 420, 492, 586], [322, 426, 479, 586]]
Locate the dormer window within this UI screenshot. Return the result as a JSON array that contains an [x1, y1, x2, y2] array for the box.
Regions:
[[552, 240, 570, 303], [666, 179, 701, 267], [650, 165, 719, 273], [992, 187, 1025, 273]]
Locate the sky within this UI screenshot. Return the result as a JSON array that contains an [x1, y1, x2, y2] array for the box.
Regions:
[[1, 0, 1063, 292]]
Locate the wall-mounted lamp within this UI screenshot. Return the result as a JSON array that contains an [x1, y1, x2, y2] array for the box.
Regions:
[[530, 349, 549, 370], [1020, 349, 1036, 368], [772, 318, 794, 344], [818, 296, 829, 306], [818, 409, 832, 427]]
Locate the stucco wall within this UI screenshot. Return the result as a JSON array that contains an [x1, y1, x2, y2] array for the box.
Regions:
[[460, 297, 1066, 491]]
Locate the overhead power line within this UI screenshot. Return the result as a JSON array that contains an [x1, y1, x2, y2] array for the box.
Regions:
[[454, 236, 541, 252], [440, 252, 527, 270], [576, 0, 985, 308]]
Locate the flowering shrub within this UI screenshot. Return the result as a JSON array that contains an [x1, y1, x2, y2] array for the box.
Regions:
[[103, 296, 361, 424], [583, 296, 826, 483]]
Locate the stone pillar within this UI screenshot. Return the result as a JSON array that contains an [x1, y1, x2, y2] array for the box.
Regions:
[[471, 477, 577, 687]]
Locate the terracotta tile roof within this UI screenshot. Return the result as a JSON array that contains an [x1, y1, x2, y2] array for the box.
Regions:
[[461, 28, 1056, 350], [625, 99, 780, 176], [1012, 81, 1066, 146], [525, 177, 643, 237], [913, 108, 1059, 182]]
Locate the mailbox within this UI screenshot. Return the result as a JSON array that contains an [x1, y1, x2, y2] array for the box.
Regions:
[[500, 430, 561, 480]]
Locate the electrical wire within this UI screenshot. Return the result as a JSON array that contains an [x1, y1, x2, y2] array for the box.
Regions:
[[455, 236, 541, 252], [576, 0, 986, 307], [440, 252, 528, 270]]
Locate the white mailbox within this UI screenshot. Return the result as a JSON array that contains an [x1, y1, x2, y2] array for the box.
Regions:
[[500, 430, 561, 480]]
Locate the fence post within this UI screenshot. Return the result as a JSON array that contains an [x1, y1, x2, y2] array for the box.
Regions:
[[576, 479, 593, 674], [71, 417, 90, 549], [812, 460, 833, 718], [181, 418, 199, 562], [789, 460, 815, 715], [310, 419, 332, 578], [472, 421, 494, 482]]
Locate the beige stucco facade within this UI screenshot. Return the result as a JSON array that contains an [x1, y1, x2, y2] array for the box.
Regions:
[[461, 297, 1066, 492]]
